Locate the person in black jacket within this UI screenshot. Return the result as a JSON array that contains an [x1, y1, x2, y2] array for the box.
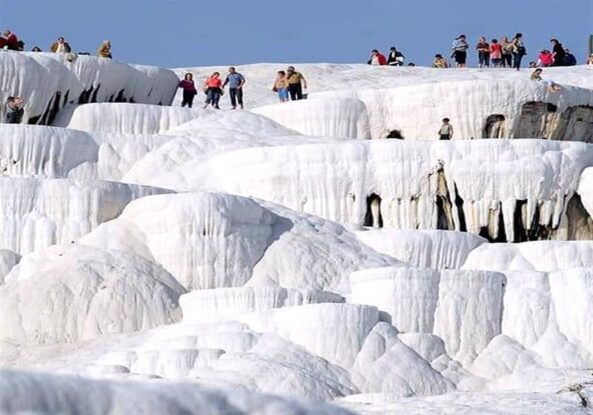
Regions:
[[550, 39, 566, 66], [5, 97, 24, 124], [564, 49, 577, 66], [387, 46, 405, 66]]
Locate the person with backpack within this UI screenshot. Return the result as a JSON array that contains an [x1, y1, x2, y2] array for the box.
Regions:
[[222, 67, 246, 110], [438, 118, 453, 140], [500, 36, 514, 68], [510, 33, 526, 70], [550, 39, 566, 66], [5, 97, 24, 124], [367, 49, 387, 65], [476, 37, 490, 68], [272, 70, 290, 102], [286, 66, 307, 101], [178, 73, 198, 108], [50, 37, 72, 53], [387, 47, 405, 66], [489, 39, 502, 67], [451, 35, 469, 67], [203, 72, 223, 109]]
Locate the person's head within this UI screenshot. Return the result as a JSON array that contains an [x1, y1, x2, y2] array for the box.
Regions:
[[58, 37, 65, 43], [479, 36, 486, 43], [491, 39, 498, 44], [31, 46, 42, 52], [529, 62, 537, 68], [102, 40, 111, 48], [514, 33, 523, 40], [3, 30, 11, 36], [457, 34, 466, 40], [435, 54, 443, 59], [565, 48, 571, 53], [184, 73, 193, 80], [407, 63, 415, 66], [442, 118, 450, 123], [550, 38, 559, 45], [390, 46, 396, 51], [287, 66, 295, 73], [212, 72, 220, 78], [228, 66, 236, 73], [277, 70, 286, 76], [371, 49, 378, 55]]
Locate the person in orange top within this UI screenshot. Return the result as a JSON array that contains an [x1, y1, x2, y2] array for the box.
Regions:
[[203, 72, 223, 109]]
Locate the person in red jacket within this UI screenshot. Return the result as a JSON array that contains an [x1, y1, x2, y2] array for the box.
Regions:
[[203, 72, 223, 109], [367, 49, 387, 65], [537, 50, 553, 67], [3, 30, 19, 50]]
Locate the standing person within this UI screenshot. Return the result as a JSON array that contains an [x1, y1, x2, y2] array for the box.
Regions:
[[537, 50, 553, 67], [510, 33, 526, 70], [451, 35, 469, 68], [286, 66, 307, 101], [564, 49, 577, 66], [550, 39, 566, 66], [432, 54, 449, 68], [97, 41, 112, 58], [273, 70, 289, 102], [500, 36, 513, 68], [203, 72, 223, 109], [367, 49, 387, 65], [222, 67, 246, 110], [178, 73, 197, 108], [387, 47, 405, 66], [489, 39, 502, 67], [438, 118, 453, 140], [476, 37, 490, 68], [50, 37, 71, 53], [5, 97, 24, 124]]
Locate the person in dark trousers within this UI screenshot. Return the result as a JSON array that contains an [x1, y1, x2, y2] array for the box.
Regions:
[[550, 39, 566, 66], [476, 37, 490, 68], [511, 33, 526, 70], [5, 97, 24, 124], [178, 73, 198, 108], [387, 47, 405, 66], [438, 118, 453, 140], [564, 49, 577, 66], [222, 67, 246, 109], [286, 66, 307, 101], [451, 35, 469, 67], [203, 72, 223, 109]]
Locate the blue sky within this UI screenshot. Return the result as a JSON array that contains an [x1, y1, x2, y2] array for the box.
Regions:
[[1, 0, 591, 67]]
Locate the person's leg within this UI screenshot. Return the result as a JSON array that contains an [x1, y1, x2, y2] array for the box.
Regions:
[[229, 88, 237, 108], [295, 84, 303, 100], [205, 89, 213, 107], [188, 93, 194, 108], [485, 54, 490, 67], [213, 90, 221, 108], [288, 84, 297, 101], [236, 88, 243, 108], [478, 53, 484, 67]]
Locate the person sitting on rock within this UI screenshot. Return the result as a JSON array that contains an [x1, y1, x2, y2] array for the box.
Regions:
[[537, 50, 553, 67], [97, 40, 112, 58], [432, 54, 449, 68], [530, 69, 562, 92], [367, 49, 387, 65], [387, 47, 405, 66], [5, 96, 24, 124], [564, 49, 577, 66], [2, 30, 20, 50], [50, 37, 72, 53]]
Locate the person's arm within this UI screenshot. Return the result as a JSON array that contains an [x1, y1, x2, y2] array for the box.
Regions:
[[222, 76, 229, 88], [301, 75, 307, 89], [238, 74, 246, 88]]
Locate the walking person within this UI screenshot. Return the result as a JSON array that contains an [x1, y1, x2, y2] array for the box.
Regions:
[[5, 97, 24, 124], [500, 36, 513, 68], [550, 39, 566, 66], [273, 70, 289, 102], [489, 39, 502, 67], [178, 73, 198, 108], [203, 72, 223, 109], [286, 66, 307, 101], [510, 33, 526, 70], [476, 37, 490, 68], [222, 67, 246, 110], [451, 35, 469, 68], [438, 118, 453, 140], [387, 47, 405, 66], [50, 37, 71, 53]]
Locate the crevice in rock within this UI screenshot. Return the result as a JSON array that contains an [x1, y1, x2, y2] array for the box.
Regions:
[[513, 102, 559, 138], [483, 114, 506, 138], [364, 193, 383, 228], [386, 129, 404, 139]]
